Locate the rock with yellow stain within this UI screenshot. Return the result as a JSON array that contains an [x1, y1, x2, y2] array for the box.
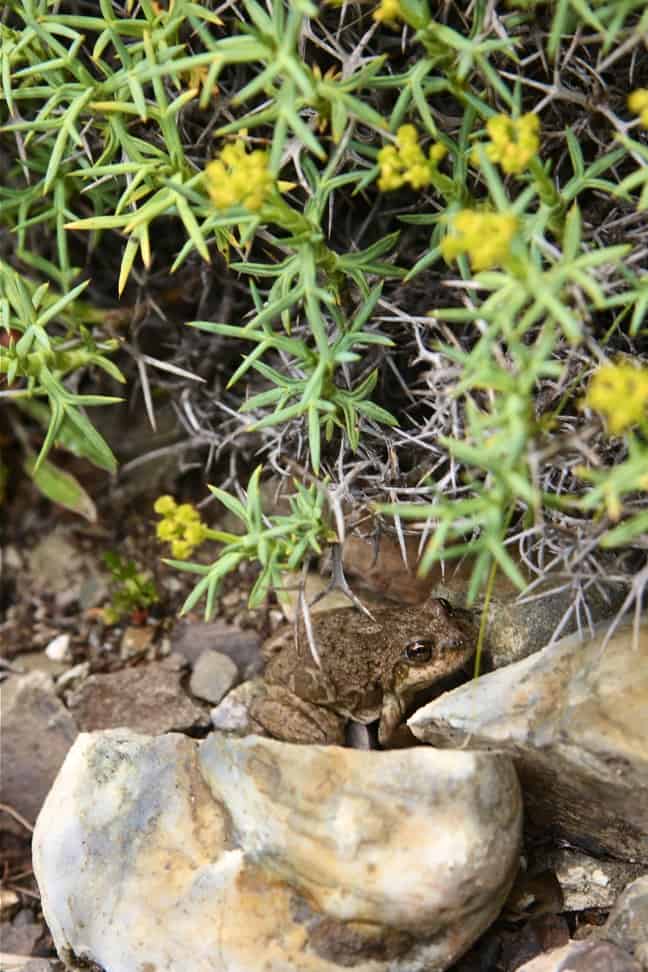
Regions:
[[33, 731, 521, 972]]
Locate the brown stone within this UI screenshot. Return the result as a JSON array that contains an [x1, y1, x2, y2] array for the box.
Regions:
[[1, 672, 78, 825], [67, 655, 207, 733]]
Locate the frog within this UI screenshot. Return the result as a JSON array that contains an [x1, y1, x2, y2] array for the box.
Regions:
[[249, 596, 476, 746]]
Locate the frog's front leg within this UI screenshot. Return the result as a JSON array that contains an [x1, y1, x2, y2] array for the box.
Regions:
[[249, 683, 346, 745], [377, 690, 406, 747]]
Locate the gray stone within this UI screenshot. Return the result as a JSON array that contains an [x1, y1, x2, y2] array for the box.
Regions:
[[0, 909, 43, 956], [26, 528, 108, 608], [33, 730, 522, 972], [517, 940, 642, 971], [1, 672, 78, 824], [67, 654, 208, 733], [171, 619, 263, 677], [189, 650, 239, 704], [410, 617, 648, 862], [431, 579, 628, 668], [602, 876, 648, 963]]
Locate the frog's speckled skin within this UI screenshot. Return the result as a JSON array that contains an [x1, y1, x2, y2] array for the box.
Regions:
[[251, 597, 476, 745]]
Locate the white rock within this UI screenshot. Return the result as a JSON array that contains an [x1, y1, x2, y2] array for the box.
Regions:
[[45, 634, 71, 663], [56, 662, 90, 693], [200, 735, 521, 940], [210, 679, 265, 733], [33, 731, 521, 972], [533, 849, 645, 912], [410, 617, 648, 862]]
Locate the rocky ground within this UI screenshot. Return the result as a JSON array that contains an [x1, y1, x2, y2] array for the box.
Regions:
[[1, 466, 647, 972]]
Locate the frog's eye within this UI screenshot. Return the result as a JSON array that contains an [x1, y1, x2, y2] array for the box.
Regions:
[[437, 597, 453, 614], [405, 639, 435, 664]]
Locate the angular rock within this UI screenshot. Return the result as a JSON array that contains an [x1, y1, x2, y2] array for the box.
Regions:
[[602, 876, 648, 963], [410, 618, 648, 862], [171, 619, 263, 676], [516, 940, 642, 971], [210, 679, 265, 734], [67, 654, 207, 733], [33, 731, 522, 972], [1, 672, 78, 824], [189, 650, 239, 704], [531, 850, 645, 912], [55, 662, 90, 694], [0, 909, 43, 956]]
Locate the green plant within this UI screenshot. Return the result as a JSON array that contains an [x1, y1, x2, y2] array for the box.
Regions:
[[0, 263, 122, 470], [102, 551, 159, 625], [2, 0, 647, 624], [156, 466, 335, 616]]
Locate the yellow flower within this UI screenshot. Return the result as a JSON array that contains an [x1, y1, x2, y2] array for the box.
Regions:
[[184, 521, 208, 546], [373, 0, 403, 24], [171, 540, 192, 560], [377, 125, 446, 192], [156, 520, 177, 542], [473, 113, 540, 175], [154, 494, 177, 515], [628, 89, 648, 128], [441, 210, 518, 271], [175, 502, 201, 525], [154, 497, 208, 559], [584, 361, 648, 435], [205, 139, 274, 212]]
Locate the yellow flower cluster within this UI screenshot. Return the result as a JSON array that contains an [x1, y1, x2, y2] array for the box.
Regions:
[[154, 495, 208, 560], [473, 113, 540, 175], [628, 89, 648, 128], [441, 210, 518, 271], [584, 361, 648, 435], [205, 140, 274, 212], [373, 0, 403, 24], [377, 125, 447, 192]]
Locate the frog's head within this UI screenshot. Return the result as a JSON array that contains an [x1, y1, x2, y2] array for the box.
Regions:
[[378, 597, 476, 744]]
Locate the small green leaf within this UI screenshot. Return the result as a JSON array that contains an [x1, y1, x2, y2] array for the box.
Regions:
[[24, 452, 97, 522], [16, 399, 118, 473]]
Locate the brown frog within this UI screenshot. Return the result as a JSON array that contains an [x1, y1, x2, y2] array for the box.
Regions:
[[250, 597, 476, 746]]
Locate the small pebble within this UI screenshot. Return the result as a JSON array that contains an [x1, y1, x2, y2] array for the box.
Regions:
[[45, 633, 71, 663], [189, 650, 239, 704]]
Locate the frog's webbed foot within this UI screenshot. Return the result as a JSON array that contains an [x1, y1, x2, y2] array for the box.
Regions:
[[250, 683, 346, 746]]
